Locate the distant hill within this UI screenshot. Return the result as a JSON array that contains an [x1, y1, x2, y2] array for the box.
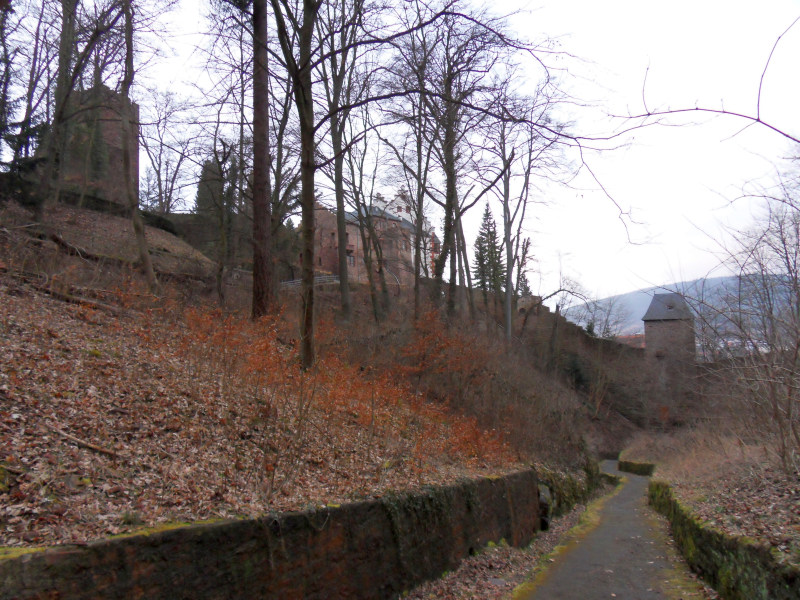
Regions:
[[565, 276, 739, 336]]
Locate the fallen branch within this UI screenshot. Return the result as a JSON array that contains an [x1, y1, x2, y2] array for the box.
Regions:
[[47, 233, 97, 262], [47, 425, 124, 459], [47, 424, 160, 472], [26, 282, 123, 316]]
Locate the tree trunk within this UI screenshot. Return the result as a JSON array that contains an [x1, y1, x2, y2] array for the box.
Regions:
[[358, 216, 382, 322], [457, 216, 475, 320], [331, 127, 352, 319], [120, 0, 157, 293], [296, 0, 317, 369], [251, 0, 273, 318], [269, 0, 319, 368], [11, 0, 46, 168], [503, 171, 513, 342], [371, 231, 390, 316], [36, 0, 78, 221], [438, 89, 458, 317]]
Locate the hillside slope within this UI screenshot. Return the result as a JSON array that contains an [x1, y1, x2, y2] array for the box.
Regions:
[[0, 200, 532, 547]]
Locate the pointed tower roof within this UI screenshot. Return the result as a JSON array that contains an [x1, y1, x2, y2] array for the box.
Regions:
[[642, 292, 692, 322]]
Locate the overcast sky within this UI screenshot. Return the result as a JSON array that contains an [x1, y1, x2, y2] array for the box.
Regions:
[[154, 0, 800, 303], [500, 0, 800, 301]]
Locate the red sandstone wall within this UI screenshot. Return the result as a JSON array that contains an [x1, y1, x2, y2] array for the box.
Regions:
[[0, 470, 540, 600]]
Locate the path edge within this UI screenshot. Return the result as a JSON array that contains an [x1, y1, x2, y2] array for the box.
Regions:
[[648, 479, 800, 600], [509, 470, 625, 599]]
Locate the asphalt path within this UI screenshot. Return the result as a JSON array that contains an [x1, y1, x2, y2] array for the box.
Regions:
[[515, 461, 709, 600]]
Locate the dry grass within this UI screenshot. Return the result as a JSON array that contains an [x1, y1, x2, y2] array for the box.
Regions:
[[621, 428, 763, 482], [622, 426, 800, 563]]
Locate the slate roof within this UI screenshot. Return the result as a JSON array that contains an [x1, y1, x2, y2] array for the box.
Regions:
[[642, 292, 693, 322], [346, 207, 430, 238]]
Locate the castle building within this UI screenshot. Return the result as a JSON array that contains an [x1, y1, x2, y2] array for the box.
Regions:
[[314, 195, 439, 288], [642, 292, 695, 363]]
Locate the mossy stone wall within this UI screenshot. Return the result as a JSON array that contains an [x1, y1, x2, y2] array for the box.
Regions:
[[617, 460, 656, 476], [0, 470, 540, 600], [649, 480, 800, 600]]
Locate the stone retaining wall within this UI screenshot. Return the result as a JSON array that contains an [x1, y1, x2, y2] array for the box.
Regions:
[[1, 469, 540, 600], [617, 460, 655, 476], [649, 480, 800, 600]]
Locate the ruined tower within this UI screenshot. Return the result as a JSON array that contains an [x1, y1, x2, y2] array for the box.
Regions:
[[642, 292, 696, 422], [59, 84, 139, 210]]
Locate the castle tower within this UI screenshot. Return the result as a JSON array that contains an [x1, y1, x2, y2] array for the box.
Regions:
[[642, 292, 696, 423], [642, 292, 695, 362]]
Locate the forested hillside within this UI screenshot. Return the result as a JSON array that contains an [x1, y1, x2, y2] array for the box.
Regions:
[[0, 198, 605, 548]]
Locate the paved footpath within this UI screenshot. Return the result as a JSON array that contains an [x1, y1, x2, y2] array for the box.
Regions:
[[515, 461, 710, 600]]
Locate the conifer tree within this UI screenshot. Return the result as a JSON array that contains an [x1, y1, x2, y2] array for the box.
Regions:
[[194, 159, 223, 218], [518, 271, 532, 298], [473, 203, 505, 306]]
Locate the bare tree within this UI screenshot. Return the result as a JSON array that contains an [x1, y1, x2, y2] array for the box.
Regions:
[[698, 179, 800, 472], [4, 0, 59, 173], [138, 88, 195, 214], [207, 0, 303, 317], [266, 0, 559, 364], [316, 0, 378, 320], [379, 12, 436, 320], [479, 77, 564, 340], [249, 0, 274, 317], [342, 104, 390, 321], [385, 0, 550, 319], [571, 295, 631, 340], [420, 5, 502, 314], [0, 0, 19, 158]]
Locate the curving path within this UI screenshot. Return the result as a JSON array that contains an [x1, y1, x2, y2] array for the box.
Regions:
[[514, 461, 709, 600]]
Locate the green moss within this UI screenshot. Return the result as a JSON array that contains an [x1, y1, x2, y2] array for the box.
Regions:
[[648, 479, 800, 599], [642, 505, 707, 599], [535, 464, 599, 517], [120, 511, 144, 526], [108, 518, 226, 540], [0, 546, 47, 561], [383, 484, 459, 579]]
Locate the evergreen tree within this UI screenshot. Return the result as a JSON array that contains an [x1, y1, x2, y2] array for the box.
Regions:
[[518, 271, 532, 298], [195, 159, 224, 218], [472, 203, 505, 305]]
